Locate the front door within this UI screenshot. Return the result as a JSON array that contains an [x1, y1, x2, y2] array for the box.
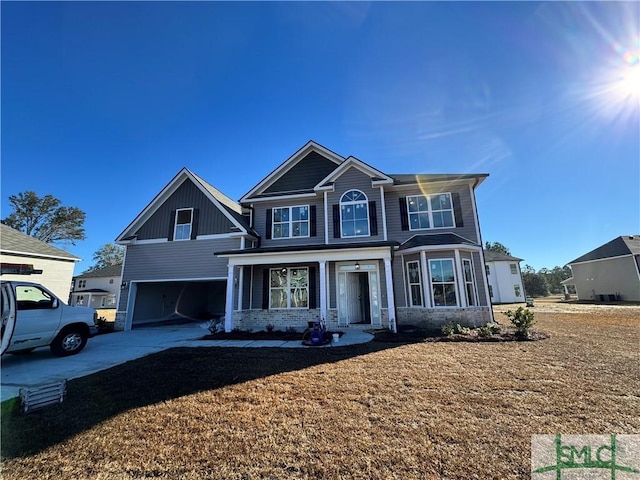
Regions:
[[337, 263, 381, 327]]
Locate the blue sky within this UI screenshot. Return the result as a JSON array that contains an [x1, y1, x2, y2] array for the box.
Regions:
[[2, 1, 638, 275]]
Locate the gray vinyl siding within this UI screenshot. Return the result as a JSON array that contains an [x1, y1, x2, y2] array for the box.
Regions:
[[118, 237, 239, 310], [571, 256, 640, 301], [327, 167, 384, 244], [137, 179, 236, 240], [384, 183, 479, 245], [263, 151, 340, 194], [252, 197, 325, 248], [472, 251, 488, 305]]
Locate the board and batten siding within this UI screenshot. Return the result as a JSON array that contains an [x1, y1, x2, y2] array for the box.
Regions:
[[327, 167, 384, 244], [252, 197, 325, 248], [136, 179, 236, 240], [118, 237, 240, 310], [384, 183, 479, 245], [263, 151, 340, 194]]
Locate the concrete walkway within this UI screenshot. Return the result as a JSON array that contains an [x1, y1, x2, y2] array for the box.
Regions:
[[0, 323, 373, 402]]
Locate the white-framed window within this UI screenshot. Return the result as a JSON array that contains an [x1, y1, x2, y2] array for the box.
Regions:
[[406, 260, 423, 307], [510, 263, 518, 275], [341, 190, 369, 238], [488, 285, 494, 298], [269, 267, 309, 309], [514, 285, 522, 297], [272, 206, 309, 239], [463, 259, 478, 306], [174, 208, 193, 241], [429, 259, 458, 307], [407, 193, 455, 230], [485, 264, 490, 275]]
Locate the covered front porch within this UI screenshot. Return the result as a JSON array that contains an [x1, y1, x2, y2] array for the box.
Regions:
[[216, 242, 399, 333]]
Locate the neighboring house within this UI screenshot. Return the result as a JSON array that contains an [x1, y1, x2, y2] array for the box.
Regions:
[[483, 250, 525, 304], [0, 223, 80, 300], [116, 141, 493, 332], [564, 235, 640, 302], [70, 264, 123, 309]]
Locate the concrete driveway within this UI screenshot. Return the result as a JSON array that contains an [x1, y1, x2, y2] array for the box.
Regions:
[[1, 322, 373, 402]]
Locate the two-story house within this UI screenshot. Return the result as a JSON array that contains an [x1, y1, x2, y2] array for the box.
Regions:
[[115, 141, 493, 332], [70, 264, 123, 309]]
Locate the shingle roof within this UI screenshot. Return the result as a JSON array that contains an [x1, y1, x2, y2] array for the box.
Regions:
[[483, 250, 523, 262], [390, 173, 489, 186], [75, 263, 123, 279], [216, 241, 399, 256], [568, 235, 640, 264], [0, 224, 80, 261], [398, 233, 478, 250]]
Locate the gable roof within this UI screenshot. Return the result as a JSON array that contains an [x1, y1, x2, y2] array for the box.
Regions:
[[240, 141, 345, 201], [75, 263, 123, 279], [0, 224, 80, 262], [483, 250, 523, 262], [116, 168, 255, 242], [314, 156, 393, 191], [567, 235, 640, 265]]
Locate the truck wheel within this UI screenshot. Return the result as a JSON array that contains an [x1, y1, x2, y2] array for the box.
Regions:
[[50, 328, 87, 357]]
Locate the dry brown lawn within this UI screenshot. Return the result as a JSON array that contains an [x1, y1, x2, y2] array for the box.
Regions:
[[2, 299, 639, 479]]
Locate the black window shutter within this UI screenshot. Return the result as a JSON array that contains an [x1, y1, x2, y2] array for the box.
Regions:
[[265, 208, 272, 240], [308, 266, 316, 309], [399, 198, 409, 231], [168, 210, 176, 241], [190, 209, 200, 240], [262, 269, 270, 309], [368, 201, 378, 236], [332, 205, 341, 238], [310, 205, 317, 237], [452, 193, 464, 227]]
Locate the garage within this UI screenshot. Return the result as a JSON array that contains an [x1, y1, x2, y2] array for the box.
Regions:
[[131, 280, 226, 327]]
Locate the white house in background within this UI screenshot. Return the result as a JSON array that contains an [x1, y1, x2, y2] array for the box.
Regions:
[[0, 223, 80, 300], [70, 264, 123, 309], [564, 235, 640, 302], [484, 250, 525, 304]]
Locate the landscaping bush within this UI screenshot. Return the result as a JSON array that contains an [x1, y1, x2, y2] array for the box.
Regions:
[[504, 307, 535, 339]]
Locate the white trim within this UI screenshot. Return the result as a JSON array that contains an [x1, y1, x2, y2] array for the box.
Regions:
[[391, 178, 479, 191], [406, 192, 456, 231], [420, 250, 431, 307], [323, 191, 329, 245], [468, 184, 482, 245], [241, 141, 345, 202], [401, 254, 408, 308], [127, 276, 227, 283], [379, 186, 388, 241], [339, 189, 371, 239], [454, 251, 467, 307], [222, 245, 393, 267], [399, 243, 482, 255], [314, 156, 393, 191], [406, 259, 423, 307], [197, 233, 244, 241], [384, 257, 397, 333], [126, 238, 168, 245], [270, 205, 311, 240], [224, 265, 234, 332], [173, 207, 194, 241], [240, 192, 318, 203], [462, 257, 479, 307], [427, 257, 459, 308], [319, 260, 327, 321], [116, 168, 249, 242], [237, 266, 244, 311], [0, 249, 80, 262], [268, 266, 310, 310]]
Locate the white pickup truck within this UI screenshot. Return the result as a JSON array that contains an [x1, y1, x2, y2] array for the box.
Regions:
[[1, 279, 98, 357]]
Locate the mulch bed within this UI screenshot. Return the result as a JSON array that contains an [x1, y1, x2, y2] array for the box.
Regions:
[[202, 330, 344, 341], [372, 328, 549, 343]]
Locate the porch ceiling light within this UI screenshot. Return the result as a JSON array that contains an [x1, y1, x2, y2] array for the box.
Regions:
[[355, 262, 360, 270]]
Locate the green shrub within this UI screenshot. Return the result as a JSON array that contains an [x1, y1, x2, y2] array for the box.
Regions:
[[441, 323, 454, 336], [478, 322, 500, 337], [504, 307, 535, 339], [453, 323, 471, 335]]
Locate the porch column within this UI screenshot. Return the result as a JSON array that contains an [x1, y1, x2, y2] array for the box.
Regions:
[[455, 250, 467, 307], [224, 264, 235, 332], [384, 257, 397, 333], [236, 266, 244, 311], [319, 260, 327, 322]]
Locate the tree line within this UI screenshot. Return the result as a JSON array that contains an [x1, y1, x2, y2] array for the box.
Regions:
[[485, 242, 573, 297]]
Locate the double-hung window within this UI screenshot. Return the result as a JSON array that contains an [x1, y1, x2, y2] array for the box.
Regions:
[[270, 267, 309, 309], [174, 208, 193, 240], [406, 261, 423, 307], [407, 193, 455, 230], [341, 190, 369, 238], [273, 206, 309, 239], [430, 259, 458, 307], [510, 264, 518, 274]]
